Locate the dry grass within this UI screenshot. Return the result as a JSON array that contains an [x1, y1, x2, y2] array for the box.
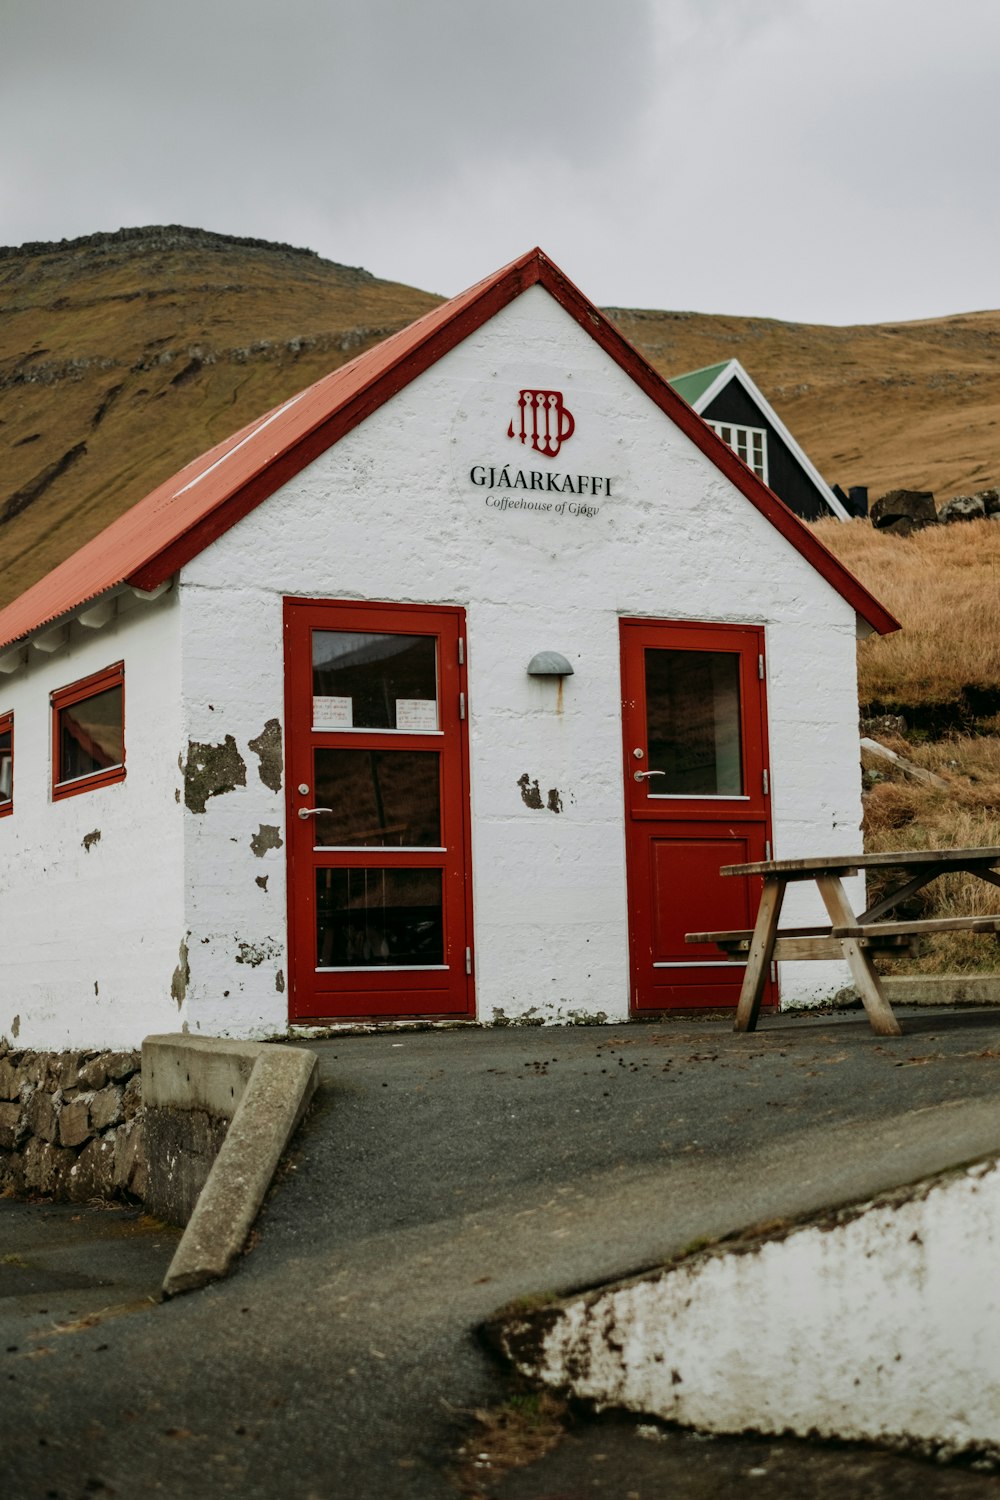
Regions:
[[862, 735, 1000, 972], [817, 520, 1000, 968], [450, 1391, 568, 1495], [816, 516, 1000, 708]]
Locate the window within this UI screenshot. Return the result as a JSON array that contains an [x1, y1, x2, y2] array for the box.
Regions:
[[51, 662, 125, 800], [709, 421, 768, 484], [0, 712, 11, 816]]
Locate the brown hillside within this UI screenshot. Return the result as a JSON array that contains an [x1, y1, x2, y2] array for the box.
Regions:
[[608, 306, 1000, 506], [0, 227, 442, 608], [2, 226, 999, 611]]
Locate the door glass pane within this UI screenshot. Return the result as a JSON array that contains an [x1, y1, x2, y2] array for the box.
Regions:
[[316, 868, 444, 967], [58, 686, 124, 783], [644, 649, 743, 795], [312, 631, 438, 730], [312, 749, 440, 846]]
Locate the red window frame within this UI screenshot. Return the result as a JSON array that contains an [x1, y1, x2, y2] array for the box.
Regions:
[[51, 661, 126, 802], [0, 711, 11, 818]]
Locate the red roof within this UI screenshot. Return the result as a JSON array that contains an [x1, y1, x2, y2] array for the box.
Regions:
[[0, 248, 899, 650]]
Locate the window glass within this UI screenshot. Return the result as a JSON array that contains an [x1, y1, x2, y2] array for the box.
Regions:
[[312, 631, 438, 730], [56, 684, 124, 785], [0, 719, 11, 808], [644, 648, 743, 796], [316, 868, 443, 967], [312, 749, 440, 846]]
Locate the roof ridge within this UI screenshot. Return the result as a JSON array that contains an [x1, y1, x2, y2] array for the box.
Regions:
[[0, 250, 897, 652]]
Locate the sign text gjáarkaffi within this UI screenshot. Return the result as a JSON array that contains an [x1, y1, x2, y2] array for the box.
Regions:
[[469, 464, 610, 520]]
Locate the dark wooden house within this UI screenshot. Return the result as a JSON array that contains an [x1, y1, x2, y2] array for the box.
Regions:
[[670, 359, 850, 522]]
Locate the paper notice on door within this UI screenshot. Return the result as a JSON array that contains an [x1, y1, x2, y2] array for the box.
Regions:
[[395, 698, 438, 731], [313, 695, 353, 728]]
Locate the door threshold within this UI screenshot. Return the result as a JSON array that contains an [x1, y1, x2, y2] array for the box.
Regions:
[[287, 1016, 480, 1038]]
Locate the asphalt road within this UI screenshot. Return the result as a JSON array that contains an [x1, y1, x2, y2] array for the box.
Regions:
[[4, 1007, 1000, 1500]]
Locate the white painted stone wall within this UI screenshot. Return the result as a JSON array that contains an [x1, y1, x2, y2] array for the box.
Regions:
[[175, 284, 863, 1035], [175, 583, 289, 1038], [502, 1156, 1000, 1463], [1, 283, 869, 1046], [0, 593, 185, 1049]]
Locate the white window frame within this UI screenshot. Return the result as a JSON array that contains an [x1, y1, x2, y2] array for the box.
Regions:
[[708, 420, 769, 485]]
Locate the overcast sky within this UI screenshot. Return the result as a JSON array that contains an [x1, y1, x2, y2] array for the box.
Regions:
[[2, 0, 998, 325]]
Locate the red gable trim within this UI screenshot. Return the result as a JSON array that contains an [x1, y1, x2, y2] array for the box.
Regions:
[[533, 261, 899, 636], [0, 249, 898, 650]]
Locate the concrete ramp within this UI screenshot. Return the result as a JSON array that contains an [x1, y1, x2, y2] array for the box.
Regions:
[[489, 1154, 1000, 1466], [142, 1034, 318, 1297]]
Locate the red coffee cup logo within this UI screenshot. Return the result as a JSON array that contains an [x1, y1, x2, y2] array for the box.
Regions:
[[507, 389, 575, 459]]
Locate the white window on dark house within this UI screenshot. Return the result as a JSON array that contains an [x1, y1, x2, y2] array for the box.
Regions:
[[51, 662, 126, 801], [709, 421, 768, 484]]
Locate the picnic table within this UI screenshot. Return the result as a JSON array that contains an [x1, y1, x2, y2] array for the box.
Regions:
[[686, 847, 1000, 1037]]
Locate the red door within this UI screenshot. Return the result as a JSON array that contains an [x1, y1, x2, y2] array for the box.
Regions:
[[621, 619, 775, 1012], [284, 600, 474, 1021]]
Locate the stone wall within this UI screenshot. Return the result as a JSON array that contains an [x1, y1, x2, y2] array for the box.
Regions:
[[0, 1043, 146, 1202]]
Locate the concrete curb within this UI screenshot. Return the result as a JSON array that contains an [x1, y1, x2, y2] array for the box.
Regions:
[[142, 1035, 318, 1299], [882, 975, 1000, 1005]]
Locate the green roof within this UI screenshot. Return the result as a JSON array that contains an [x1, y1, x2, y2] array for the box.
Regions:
[[668, 359, 732, 406]]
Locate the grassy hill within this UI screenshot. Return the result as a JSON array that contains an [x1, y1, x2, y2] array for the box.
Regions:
[[3, 225, 1000, 611], [611, 306, 1000, 507], [0, 227, 442, 608], [818, 516, 1000, 974]]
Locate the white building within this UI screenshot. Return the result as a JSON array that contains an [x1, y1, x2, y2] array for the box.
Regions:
[[0, 251, 896, 1050]]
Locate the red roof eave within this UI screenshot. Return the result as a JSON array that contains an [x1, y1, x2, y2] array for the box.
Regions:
[[0, 248, 898, 652]]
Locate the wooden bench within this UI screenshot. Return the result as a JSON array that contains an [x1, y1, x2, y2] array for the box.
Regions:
[[685, 847, 1000, 1038], [830, 916, 1000, 939], [688, 925, 921, 962]]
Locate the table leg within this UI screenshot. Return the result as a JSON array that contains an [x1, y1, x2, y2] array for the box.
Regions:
[[734, 877, 785, 1033], [816, 874, 902, 1038]]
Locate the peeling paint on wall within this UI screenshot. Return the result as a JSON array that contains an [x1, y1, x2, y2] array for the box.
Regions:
[[181, 736, 247, 814], [518, 774, 563, 814], [250, 824, 283, 858], [517, 773, 544, 810], [81, 829, 102, 853], [255, 875, 269, 891], [275, 969, 285, 993], [171, 940, 190, 1006], [11, 1015, 19, 1039], [235, 938, 281, 968], [248, 718, 283, 792]]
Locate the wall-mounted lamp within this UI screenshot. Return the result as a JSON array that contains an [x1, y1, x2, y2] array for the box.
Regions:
[[527, 651, 574, 678]]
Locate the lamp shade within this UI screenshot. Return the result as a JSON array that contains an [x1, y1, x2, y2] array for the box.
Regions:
[[527, 651, 574, 677]]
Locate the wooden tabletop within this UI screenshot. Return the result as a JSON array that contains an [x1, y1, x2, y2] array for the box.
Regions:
[[722, 847, 1000, 878]]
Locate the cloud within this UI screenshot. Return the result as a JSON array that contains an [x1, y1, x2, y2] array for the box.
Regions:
[[1, 1, 655, 221], [1, 0, 998, 321]]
